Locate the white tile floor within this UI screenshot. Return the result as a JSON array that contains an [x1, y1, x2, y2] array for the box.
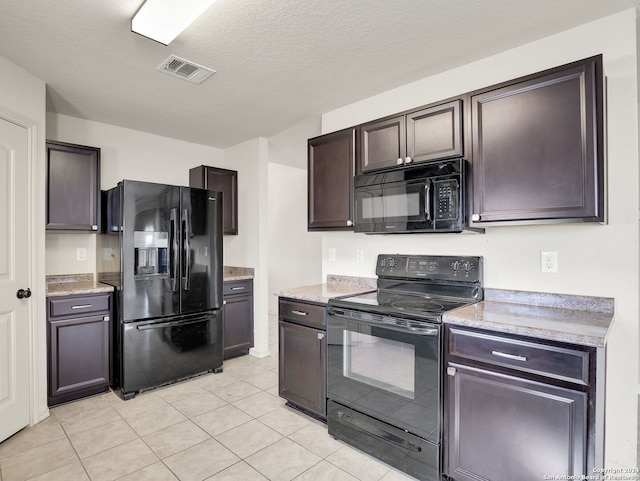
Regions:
[[0, 316, 417, 481]]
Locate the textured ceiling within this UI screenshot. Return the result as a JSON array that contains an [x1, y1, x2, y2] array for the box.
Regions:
[[0, 0, 637, 148]]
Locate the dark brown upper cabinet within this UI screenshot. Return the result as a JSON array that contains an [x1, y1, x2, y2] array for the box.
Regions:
[[189, 165, 238, 235], [470, 55, 604, 224], [308, 128, 355, 231], [46, 141, 101, 232], [357, 99, 463, 174]]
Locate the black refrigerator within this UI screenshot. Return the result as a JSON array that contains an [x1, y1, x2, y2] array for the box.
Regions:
[[100, 180, 223, 400]]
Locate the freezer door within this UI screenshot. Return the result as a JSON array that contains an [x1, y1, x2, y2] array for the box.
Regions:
[[180, 187, 223, 313], [120, 310, 223, 398], [122, 180, 181, 321]]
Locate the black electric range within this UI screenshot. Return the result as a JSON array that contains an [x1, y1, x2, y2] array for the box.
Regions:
[[326, 254, 483, 481]]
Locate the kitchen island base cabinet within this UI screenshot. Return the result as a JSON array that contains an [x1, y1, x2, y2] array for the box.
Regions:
[[47, 293, 112, 406], [278, 298, 327, 419]]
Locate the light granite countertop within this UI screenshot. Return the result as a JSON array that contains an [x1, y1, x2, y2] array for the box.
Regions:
[[224, 266, 254, 282], [46, 274, 114, 297], [278, 275, 377, 304], [443, 288, 614, 348]]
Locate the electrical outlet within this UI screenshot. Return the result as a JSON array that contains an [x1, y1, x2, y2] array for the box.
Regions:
[[356, 248, 364, 263], [541, 251, 558, 273], [328, 247, 336, 262], [77, 247, 87, 261]]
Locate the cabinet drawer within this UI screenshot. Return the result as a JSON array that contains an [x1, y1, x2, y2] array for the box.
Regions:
[[49, 295, 111, 318], [448, 327, 589, 385], [279, 299, 326, 329], [223, 279, 253, 296]]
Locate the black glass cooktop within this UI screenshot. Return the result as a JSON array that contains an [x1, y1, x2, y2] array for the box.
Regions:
[[330, 290, 475, 321]]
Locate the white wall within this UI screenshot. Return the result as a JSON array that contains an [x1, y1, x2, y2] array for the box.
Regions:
[[321, 10, 639, 467], [0, 55, 48, 421], [224, 138, 270, 356], [45, 113, 225, 276], [267, 118, 323, 314]]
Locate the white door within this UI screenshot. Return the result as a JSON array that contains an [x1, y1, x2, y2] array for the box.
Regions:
[[0, 117, 30, 442]]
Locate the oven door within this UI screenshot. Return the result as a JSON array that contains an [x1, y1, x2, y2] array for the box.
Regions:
[[327, 308, 442, 481], [354, 179, 430, 233], [327, 308, 441, 443]]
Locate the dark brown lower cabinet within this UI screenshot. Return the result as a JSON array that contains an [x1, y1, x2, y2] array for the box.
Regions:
[[47, 293, 112, 406], [223, 279, 254, 359], [278, 298, 327, 418], [444, 325, 597, 481]]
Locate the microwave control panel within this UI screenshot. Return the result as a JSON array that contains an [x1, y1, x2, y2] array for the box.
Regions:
[[433, 179, 459, 221]]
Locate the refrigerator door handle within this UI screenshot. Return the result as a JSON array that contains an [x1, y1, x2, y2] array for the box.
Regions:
[[136, 317, 204, 330], [170, 208, 179, 292], [183, 208, 191, 291]]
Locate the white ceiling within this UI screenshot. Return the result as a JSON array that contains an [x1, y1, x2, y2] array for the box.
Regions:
[[0, 0, 638, 149]]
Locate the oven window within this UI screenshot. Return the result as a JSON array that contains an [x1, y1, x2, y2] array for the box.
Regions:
[[343, 331, 415, 399]]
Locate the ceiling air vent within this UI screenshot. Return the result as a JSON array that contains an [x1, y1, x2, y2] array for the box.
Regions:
[[157, 55, 216, 85]]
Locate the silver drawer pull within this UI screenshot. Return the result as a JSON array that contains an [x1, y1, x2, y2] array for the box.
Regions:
[[230, 287, 245, 291], [71, 304, 93, 309], [291, 310, 308, 316], [491, 350, 527, 362]]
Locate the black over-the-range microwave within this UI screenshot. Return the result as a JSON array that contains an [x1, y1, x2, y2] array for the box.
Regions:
[[353, 158, 475, 234]]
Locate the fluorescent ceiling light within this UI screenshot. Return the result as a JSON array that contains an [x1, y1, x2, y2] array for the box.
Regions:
[[132, 0, 216, 45]]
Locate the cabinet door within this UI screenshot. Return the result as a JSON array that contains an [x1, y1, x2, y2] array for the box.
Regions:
[[358, 115, 406, 173], [471, 56, 604, 223], [189, 166, 238, 235], [48, 314, 110, 405], [46, 141, 101, 231], [279, 321, 326, 417], [223, 294, 254, 358], [308, 128, 355, 231], [406, 99, 462, 164], [445, 364, 587, 481]]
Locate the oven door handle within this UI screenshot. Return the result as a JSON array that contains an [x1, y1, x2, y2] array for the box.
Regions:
[[328, 310, 439, 336], [136, 318, 204, 330], [337, 410, 422, 453]]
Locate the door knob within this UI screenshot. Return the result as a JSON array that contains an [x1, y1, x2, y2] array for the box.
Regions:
[[16, 288, 31, 299]]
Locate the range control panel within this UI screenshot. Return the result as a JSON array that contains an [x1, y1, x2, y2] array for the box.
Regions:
[[376, 254, 482, 282]]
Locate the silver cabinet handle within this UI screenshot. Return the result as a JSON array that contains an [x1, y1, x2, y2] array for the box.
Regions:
[[230, 287, 245, 291], [396, 158, 403, 165], [346, 220, 353, 227], [491, 350, 527, 362], [291, 310, 308, 316], [405, 156, 412, 164], [71, 304, 93, 309]]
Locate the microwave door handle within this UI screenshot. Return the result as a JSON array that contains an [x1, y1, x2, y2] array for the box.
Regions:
[[170, 208, 179, 292], [424, 180, 432, 224]]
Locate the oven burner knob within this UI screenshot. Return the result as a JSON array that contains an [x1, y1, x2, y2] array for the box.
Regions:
[[451, 261, 461, 272], [462, 261, 474, 273], [388, 258, 398, 268]]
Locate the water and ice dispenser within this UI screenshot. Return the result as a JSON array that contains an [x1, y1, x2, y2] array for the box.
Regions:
[[133, 231, 169, 276]]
